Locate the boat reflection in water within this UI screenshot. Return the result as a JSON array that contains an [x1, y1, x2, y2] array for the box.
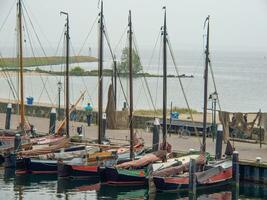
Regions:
[[57, 179, 100, 193], [1, 168, 267, 199], [98, 184, 148, 199]]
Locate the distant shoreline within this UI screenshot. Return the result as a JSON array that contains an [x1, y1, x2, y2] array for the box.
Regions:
[[1, 68, 194, 78]]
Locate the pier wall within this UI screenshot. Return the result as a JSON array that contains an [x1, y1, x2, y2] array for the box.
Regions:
[[0, 101, 151, 128], [240, 161, 267, 184]]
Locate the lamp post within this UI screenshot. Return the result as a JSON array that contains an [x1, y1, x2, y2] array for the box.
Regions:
[[209, 91, 218, 141], [57, 81, 62, 120]]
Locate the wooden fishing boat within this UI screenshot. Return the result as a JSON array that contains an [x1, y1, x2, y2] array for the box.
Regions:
[[153, 160, 232, 192], [152, 15, 233, 192], [15, 145, 100, 174], [56, 145, 146, 179]]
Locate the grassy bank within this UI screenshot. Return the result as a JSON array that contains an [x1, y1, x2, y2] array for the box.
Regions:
[[0, 56, 97, 68], [3, 66, 194, 78], [134, 107, 198, 117]]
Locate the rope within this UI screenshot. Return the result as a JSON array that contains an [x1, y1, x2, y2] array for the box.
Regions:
[[103, 17, 129, 108], [77, 15, 98, 56], [70, 40, 95, 104], [155, 32, 163, 111], [21, 2, 55, 106], [0, 0, 16, 34], [166, 36, 202, 145], [132, 31, 157, 112]]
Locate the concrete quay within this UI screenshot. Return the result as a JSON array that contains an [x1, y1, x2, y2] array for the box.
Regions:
[[1, 113, 267, 164]]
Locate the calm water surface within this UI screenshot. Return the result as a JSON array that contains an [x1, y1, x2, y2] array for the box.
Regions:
[[1, 51, 267, 112], [0, 168, 267, 200]]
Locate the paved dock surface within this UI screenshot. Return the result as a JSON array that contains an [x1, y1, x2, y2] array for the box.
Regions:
[[1, 113, 267, 163]]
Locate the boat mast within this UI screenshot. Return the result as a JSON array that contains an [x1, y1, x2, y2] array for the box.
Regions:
[[128, 10, 134, 160], [162, 7, 167, 161], [98, 1, 104, 144], [114, 57, 117, 110], [61, 11, 70, 138], [202, 16, 210, 153], [18, 0, 25, 130]]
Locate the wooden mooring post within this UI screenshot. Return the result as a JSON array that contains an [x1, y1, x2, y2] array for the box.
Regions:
[[232, 151, 239, 199], [4, 134, 21, 168], [5, 103, 12, 130], [49, 108, 56, 134], [232, 151, 239, 186], [189, 158, 197, 200], [152, 118, 160, 151], [215, 126, 223, 160]]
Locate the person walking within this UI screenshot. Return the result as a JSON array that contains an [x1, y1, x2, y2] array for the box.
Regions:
[[85, 103, 93, 126], [70, 105, 77, 121]]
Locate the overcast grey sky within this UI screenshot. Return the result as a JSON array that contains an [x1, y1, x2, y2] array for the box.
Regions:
[[1, 0, 267, 56]]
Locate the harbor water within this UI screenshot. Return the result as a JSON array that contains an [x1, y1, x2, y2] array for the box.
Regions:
[[0, 50, 266, 113], [0, 168, 267, 200]]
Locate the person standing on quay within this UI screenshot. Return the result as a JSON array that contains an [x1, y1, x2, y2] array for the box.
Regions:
[[85, 103, 93, 126]]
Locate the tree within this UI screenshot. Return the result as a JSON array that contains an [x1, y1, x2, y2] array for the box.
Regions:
[[70, 66, 85, 75], [117, 47, 143, 75]]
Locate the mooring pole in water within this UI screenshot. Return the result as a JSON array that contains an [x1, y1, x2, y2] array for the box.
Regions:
[[152, 118, 160, 151], [215, 125, 223, 160], [255, 157, 261, 183], [232, 151, 239, 187], [4, 133, 21, 168], [5, 103, 12, 130], [49, 108, 57, 134], [189, 158, 197, 199], [102, 113, 106, 142], [14, 134, 21, 152]]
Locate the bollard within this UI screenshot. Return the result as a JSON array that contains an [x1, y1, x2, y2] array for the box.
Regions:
[[254, 157, 262, 183], [189, 158, 197, 199], [4, 153, 16, 168], [102, 113, 107, 141], [215, 124, 223, 160], [49, 108, 57, 134], [152, 118, 160, 151], [14, 134, 21, 152], [123, 101, 127, 111], [5, 103, 12, 130], [232, 151, 239, 187]]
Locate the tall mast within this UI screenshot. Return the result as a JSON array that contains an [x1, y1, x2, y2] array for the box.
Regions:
[[128, 10, 134, 160], [98, 1, 104, 144], [162, 7, 167, 160], [18, 0, 25, 129], [114, 57, 117, 110], [61, 11, 70, 138], [202, 16, 210, 153]]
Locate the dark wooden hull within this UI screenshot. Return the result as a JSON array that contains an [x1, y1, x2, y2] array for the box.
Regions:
[[57, 161, 100, 180], [16, 158, 58, 175], [102, 167, 147, 186], [153, 166, 232, 192]]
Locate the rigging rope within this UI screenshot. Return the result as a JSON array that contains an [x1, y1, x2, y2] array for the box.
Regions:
[[0, 0, 16, 34], [21, 9, 55, 106], [103, 17, 129, 108], [155, 32, 163, 110], [132, 31, 157, 112], [77, 15, 98, 56], [70, 40, 94, 104], [166, 35, 202, 145]]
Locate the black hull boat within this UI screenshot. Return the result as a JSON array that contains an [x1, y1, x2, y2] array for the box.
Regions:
[[101, 166, 148, 186], [16, 158, 58, 175], [57, 161, 100, 180]]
